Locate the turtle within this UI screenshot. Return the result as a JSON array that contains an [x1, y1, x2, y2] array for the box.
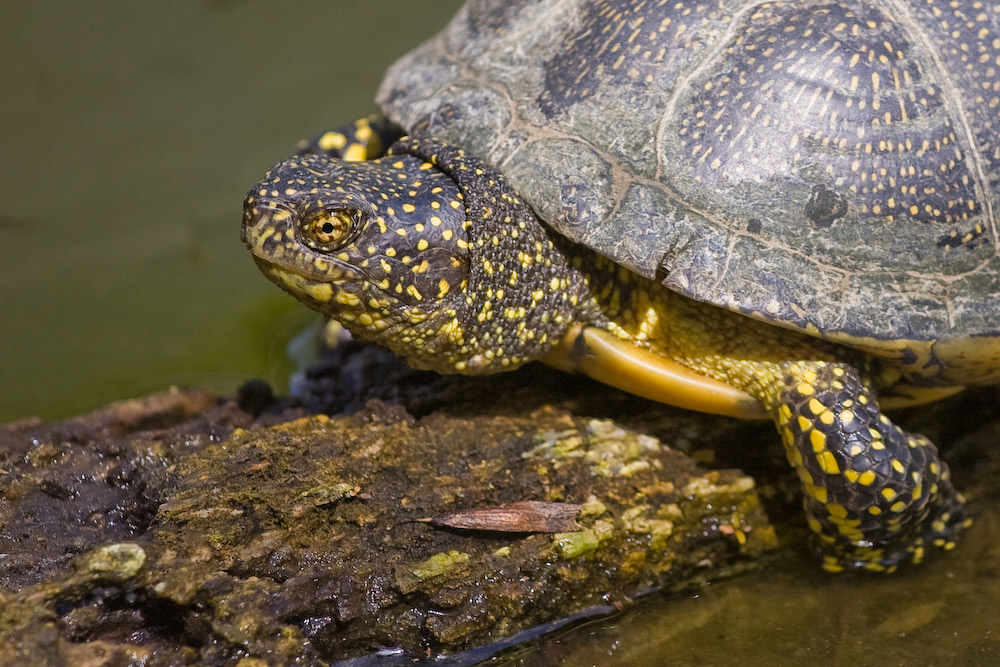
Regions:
[[241, 0, 1000, 572]]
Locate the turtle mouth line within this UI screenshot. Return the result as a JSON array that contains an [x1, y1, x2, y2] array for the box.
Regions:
[[250, 254, 360, 285], [251, 256, 362, 306]]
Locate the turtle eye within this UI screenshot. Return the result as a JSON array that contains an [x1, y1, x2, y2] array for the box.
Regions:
[[300, 208, 362, 252]]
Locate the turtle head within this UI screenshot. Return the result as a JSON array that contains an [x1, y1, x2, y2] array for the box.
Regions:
[[242, 150, 476, 370], [243, 138, 595, 374]]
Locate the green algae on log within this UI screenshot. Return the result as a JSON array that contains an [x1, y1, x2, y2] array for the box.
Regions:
[[0, 387, 775, 664]]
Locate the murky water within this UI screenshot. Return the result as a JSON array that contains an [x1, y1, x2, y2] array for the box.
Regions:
[[3, 3, 998, 666], [492, 519, 1000, 666]]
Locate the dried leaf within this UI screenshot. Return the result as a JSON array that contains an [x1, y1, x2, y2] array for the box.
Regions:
[[429, 501, 582, 533]]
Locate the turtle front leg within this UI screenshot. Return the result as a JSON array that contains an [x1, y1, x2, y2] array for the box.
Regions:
[[297, 115, 405, 161], [774, 361, 970, 572]]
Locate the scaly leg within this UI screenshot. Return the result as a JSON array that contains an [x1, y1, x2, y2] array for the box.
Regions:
[[774, 361, 970, 572]]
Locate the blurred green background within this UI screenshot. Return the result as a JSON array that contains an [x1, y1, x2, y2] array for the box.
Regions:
[[0, 1, 463, 421]]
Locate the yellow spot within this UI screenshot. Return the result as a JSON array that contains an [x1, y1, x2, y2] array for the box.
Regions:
[[333, 290, 359, 307], [858, 471, 876, 486], [782, 428, 797, 451], [778, 404, 793, 425], [343, 144, 366, 162], [808, 483, 828, 504], [817, 451, 840, 474], [417, 239, 429, 251], [318, 132, 346, 151], [796, 383, 815, 396], [797, 416, 812, 431], [810, 430, 827, 452], [305, 282, 332, 302], [402, 203, 416, 213], [798, 368, 819, 384], [891, 459, 905, 474], [827, 504, 848, 519], [881, 488, 897, 501], [406, 285, 423, 300], [807, 398, 825, 416]]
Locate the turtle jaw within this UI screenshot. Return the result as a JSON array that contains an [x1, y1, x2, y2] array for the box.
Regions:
[[250, 255, 365, 315]]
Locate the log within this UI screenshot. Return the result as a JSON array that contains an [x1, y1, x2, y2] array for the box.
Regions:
[[0, 349, 779, 664]]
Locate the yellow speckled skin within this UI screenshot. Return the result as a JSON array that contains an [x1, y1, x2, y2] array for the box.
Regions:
[[241, 0, 1000, 570], [776, 362, 966, 572], [246, 137, 599, 375]]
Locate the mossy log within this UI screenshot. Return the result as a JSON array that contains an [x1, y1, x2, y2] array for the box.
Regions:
[[0, 355, 778, 664]]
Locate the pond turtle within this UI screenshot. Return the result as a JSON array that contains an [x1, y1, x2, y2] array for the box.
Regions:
[[242, 0, 1000, 571]]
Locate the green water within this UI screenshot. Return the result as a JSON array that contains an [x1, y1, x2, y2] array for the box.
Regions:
[[3, 3, 998, 666], [1, 0, 463, 421]]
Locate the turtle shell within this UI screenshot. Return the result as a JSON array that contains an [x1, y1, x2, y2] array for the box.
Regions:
[[377, 0, 1000, 382]]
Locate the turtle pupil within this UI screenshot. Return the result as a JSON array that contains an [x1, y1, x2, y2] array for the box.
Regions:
[[321, 222, 335, 234]]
